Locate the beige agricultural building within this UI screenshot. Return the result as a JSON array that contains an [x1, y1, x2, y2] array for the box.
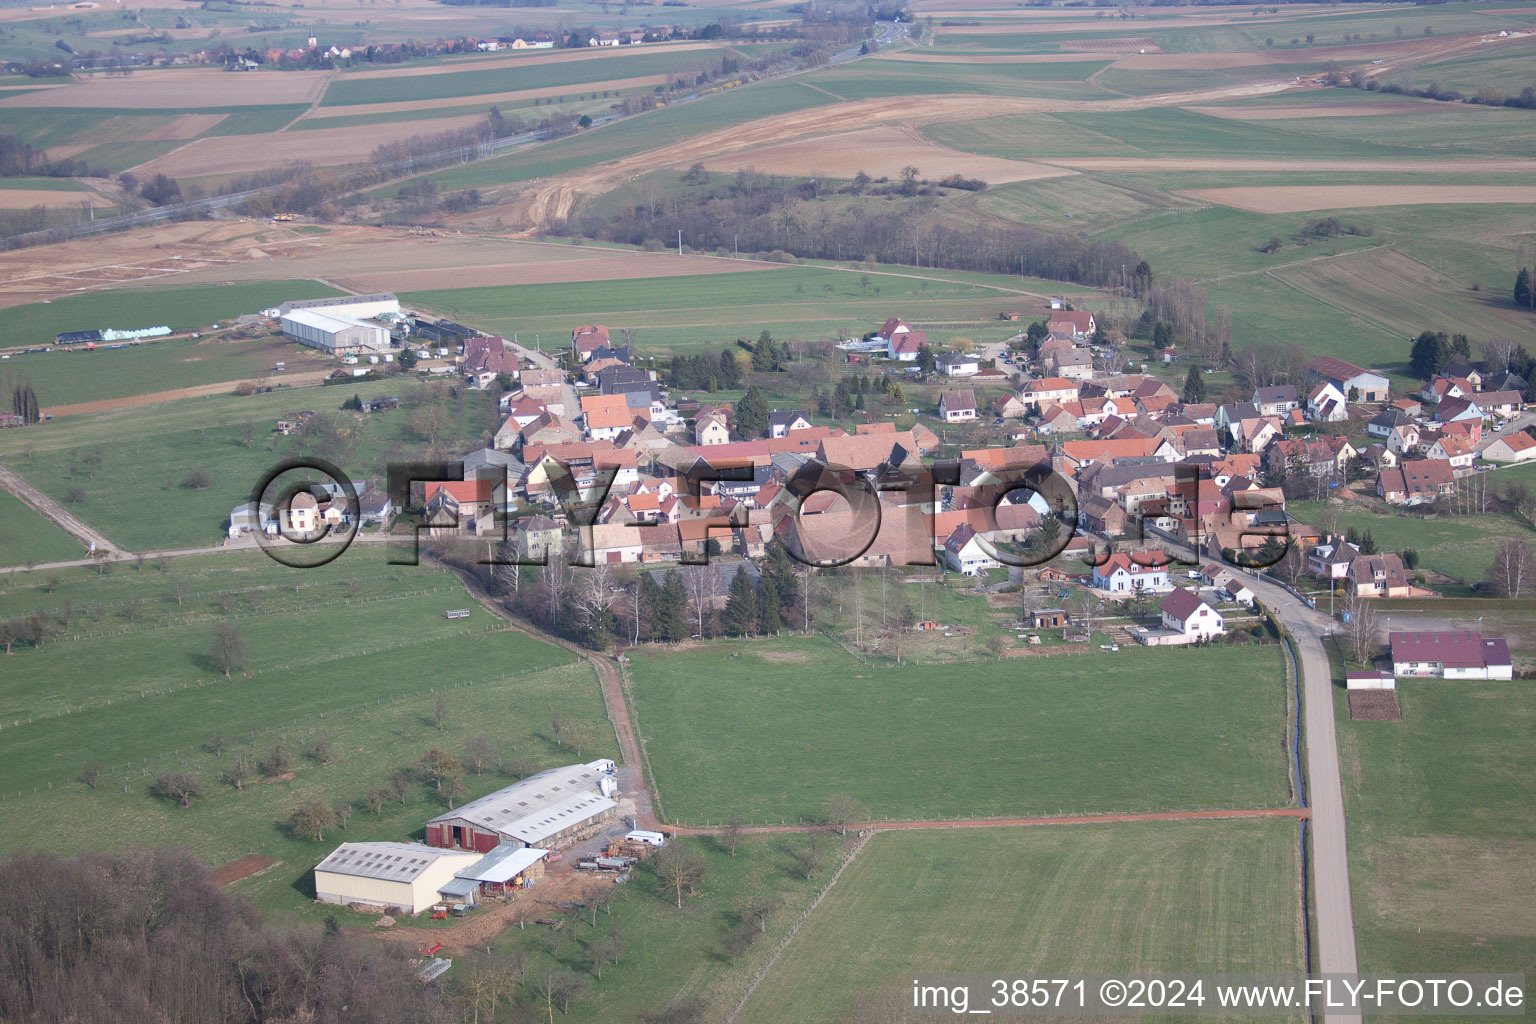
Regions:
[[313, 841, 481, 915], [280, 308, 391, 354]]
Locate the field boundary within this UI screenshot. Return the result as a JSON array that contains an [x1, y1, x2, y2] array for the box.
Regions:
[[724, 830, 872, 1024], [671, 806, 1310, 837]]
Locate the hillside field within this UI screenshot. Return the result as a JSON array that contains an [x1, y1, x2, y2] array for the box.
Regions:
[[740, 820, 1306, 1024], [1335, 676, 1536, 978], [0, 553, 604, 917], [626, 635, 1291, 824]]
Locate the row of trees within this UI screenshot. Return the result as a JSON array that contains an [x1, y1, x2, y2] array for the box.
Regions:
[[576, 175, 1143, 287], [5, 372, 40, 423]]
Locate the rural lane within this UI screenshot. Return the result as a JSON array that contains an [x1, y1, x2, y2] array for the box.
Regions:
[[1241, 570, 1363, 1024]]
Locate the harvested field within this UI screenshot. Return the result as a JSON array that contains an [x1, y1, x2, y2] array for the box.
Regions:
[[1348, 691, 1402, 722], [0, 219, 331, 308], [334, 249, 777, 292], [339, 41, 717, 79], [303, 73, 670, 118], [0, 188, 111, 209], [514, 82, 1300, 228], [1184, 100, 1445, 119], [128, 113, 487, 178], [211, 854, 275, 887], [1059, 36, 1161, 52], [0, 69, 330, 109], [871, 51, 1119, 63], [1050, 156, 1536, 172], [698, 125, 1073, 183], [1180, 184, 1536, 213], [141, 112, 229, 140]]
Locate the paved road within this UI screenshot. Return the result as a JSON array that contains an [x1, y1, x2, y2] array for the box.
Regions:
[[1154, 532, 1361, 1013], [0, 460, 122, 557], [1240, 571, 1362, 1022]]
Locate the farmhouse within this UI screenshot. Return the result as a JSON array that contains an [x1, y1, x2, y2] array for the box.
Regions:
[[943, 523, 998, 576], [1389, 631, 1513, 679], [937, 351, 980, 377], [1045, 310, 1096, 339], [939, 389, 978, 423], [1158, 587, 1225, 642], [1484, 430, 1536, 463], [1376, 459, 1455, 505], [313, 842, 481, 915], [768, 410, 813, 437], [1306, 356, 1389, 402], [1092, 551, 1171, 594], [425, 761, 618, 852]]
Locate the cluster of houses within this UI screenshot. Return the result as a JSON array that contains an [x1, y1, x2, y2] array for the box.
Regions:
[[238, 301, 1531, 618]]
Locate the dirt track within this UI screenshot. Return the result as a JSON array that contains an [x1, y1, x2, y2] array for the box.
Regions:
[[0, 460, 120, 554], [40, 370, 333, 418]]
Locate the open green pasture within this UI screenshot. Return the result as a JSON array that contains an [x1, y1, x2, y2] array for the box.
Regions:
[[8, 333, 335, 409], [403, 264, 1035, 356], [626, 635, 1289, 825], [802, 59, 1112, 102], [0, 486, 82, 567], [1336, 675, 1536, 978], [1, 279, 340, 350], [0, 551, 598, 915], [0, 379, 494, 551], [481, 831, 837, 1023], [740, 820, 1305, 1024], [1289, 502, 1533, 591], [384, 78, 838, 194]]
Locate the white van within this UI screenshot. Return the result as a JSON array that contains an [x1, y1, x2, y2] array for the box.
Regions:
[[626, 830, 667, 848]]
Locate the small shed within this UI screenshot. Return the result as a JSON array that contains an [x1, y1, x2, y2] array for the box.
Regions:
[[1031, 608, 1067, 628], [1346, 671, 1396, 691]]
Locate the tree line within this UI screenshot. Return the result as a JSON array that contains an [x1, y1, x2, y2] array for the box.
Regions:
[[572, 168, 1143, 288]]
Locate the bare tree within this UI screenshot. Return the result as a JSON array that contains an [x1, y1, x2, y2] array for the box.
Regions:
[[821, 793, 867, 835], [683, 564, 716, 636], [793, 830, 827, 880], [224, 755, 254, 791], [308, 737, 336, 765], [464, 733, 500, 776], [80, 764, 101, 789], [1482, 336, 1518, 376], [1486, 538, 1536, 597], [722, 817, 743, 857], [433, 693, 449, 733], [152, 772, 204, 808], [653, 842, 707, 908], [289, 800, 339, 841], [1343, 593, 1380, 665], [508, 755, 541, 780], [261, 744, 294, 778], [336, 803, 352, 830], [363, 785, 388, 814], [210, 621, 247, 678], [577, 562, 617, 625]]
